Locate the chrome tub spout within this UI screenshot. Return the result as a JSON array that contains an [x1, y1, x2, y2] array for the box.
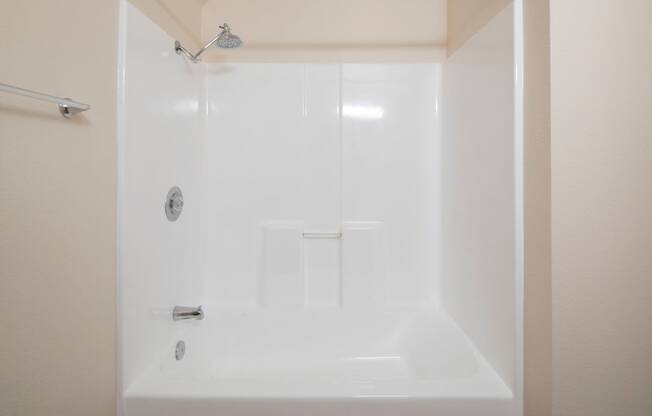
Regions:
[[172, 305, 204, 321]]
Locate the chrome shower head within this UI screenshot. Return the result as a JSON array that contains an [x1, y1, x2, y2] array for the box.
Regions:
[[174, 23, 243, 63], [215, 24, 242, 49]]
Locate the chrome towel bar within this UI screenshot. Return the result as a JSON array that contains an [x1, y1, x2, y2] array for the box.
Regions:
[[0, 82, 90, 118]]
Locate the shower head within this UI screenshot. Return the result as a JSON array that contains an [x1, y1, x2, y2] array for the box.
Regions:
[[215, 24, 242, 49], [174, 23, 243, 63]]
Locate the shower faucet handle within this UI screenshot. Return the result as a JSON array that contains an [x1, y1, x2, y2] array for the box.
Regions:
[[172, 305, 204, 321]]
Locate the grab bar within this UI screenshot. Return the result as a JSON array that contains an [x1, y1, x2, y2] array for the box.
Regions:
[[0, 82, 90, 118], [303, 232, 342, 239]]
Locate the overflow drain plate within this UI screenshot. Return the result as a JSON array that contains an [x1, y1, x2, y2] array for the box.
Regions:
[[175, 340, 185, 360], [165, 186, 184, 221]]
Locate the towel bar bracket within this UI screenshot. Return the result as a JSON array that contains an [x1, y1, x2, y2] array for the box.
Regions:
[[59, 98, 85, 119]]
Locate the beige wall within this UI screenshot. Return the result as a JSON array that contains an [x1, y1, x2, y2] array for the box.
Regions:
[[129, 0, 449, 63], [523, 0, 551, 415], [447, 0, 511, 55], [129, 0, 206, 50], [551, 1, 652, 415], [0, 1, 118, 415], [201, 0, 447, 62]]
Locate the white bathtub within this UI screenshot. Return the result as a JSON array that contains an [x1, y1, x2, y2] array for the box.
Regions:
[[119, 1, 523, 414], [124, 308, 513, 416]]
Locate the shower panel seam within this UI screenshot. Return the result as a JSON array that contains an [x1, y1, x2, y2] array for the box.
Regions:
[[302, 64, 309, 308], [337, 63, 344, 309]]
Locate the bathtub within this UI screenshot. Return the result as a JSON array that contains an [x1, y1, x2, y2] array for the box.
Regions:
[[124, 308, 513, 416], [119, 1, 523, 414]]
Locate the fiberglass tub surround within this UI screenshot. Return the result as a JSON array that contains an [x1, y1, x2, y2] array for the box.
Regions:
[[119, 2, 522, 416]]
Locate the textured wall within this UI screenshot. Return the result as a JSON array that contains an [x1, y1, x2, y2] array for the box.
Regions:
[[551, 1, 652, 415], [0, 0, 118, 415]]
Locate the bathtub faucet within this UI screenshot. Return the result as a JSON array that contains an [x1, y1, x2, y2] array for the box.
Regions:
[[172, 305, 204, 321]]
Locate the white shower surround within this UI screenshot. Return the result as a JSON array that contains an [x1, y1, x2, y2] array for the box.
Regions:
[[118, 1, 524, 415]]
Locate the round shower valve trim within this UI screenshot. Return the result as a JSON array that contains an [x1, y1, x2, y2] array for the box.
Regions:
[[165, 186, 184, 221]]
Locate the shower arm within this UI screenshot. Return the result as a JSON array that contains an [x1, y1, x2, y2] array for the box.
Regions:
[[174, 26, 228, 63]]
